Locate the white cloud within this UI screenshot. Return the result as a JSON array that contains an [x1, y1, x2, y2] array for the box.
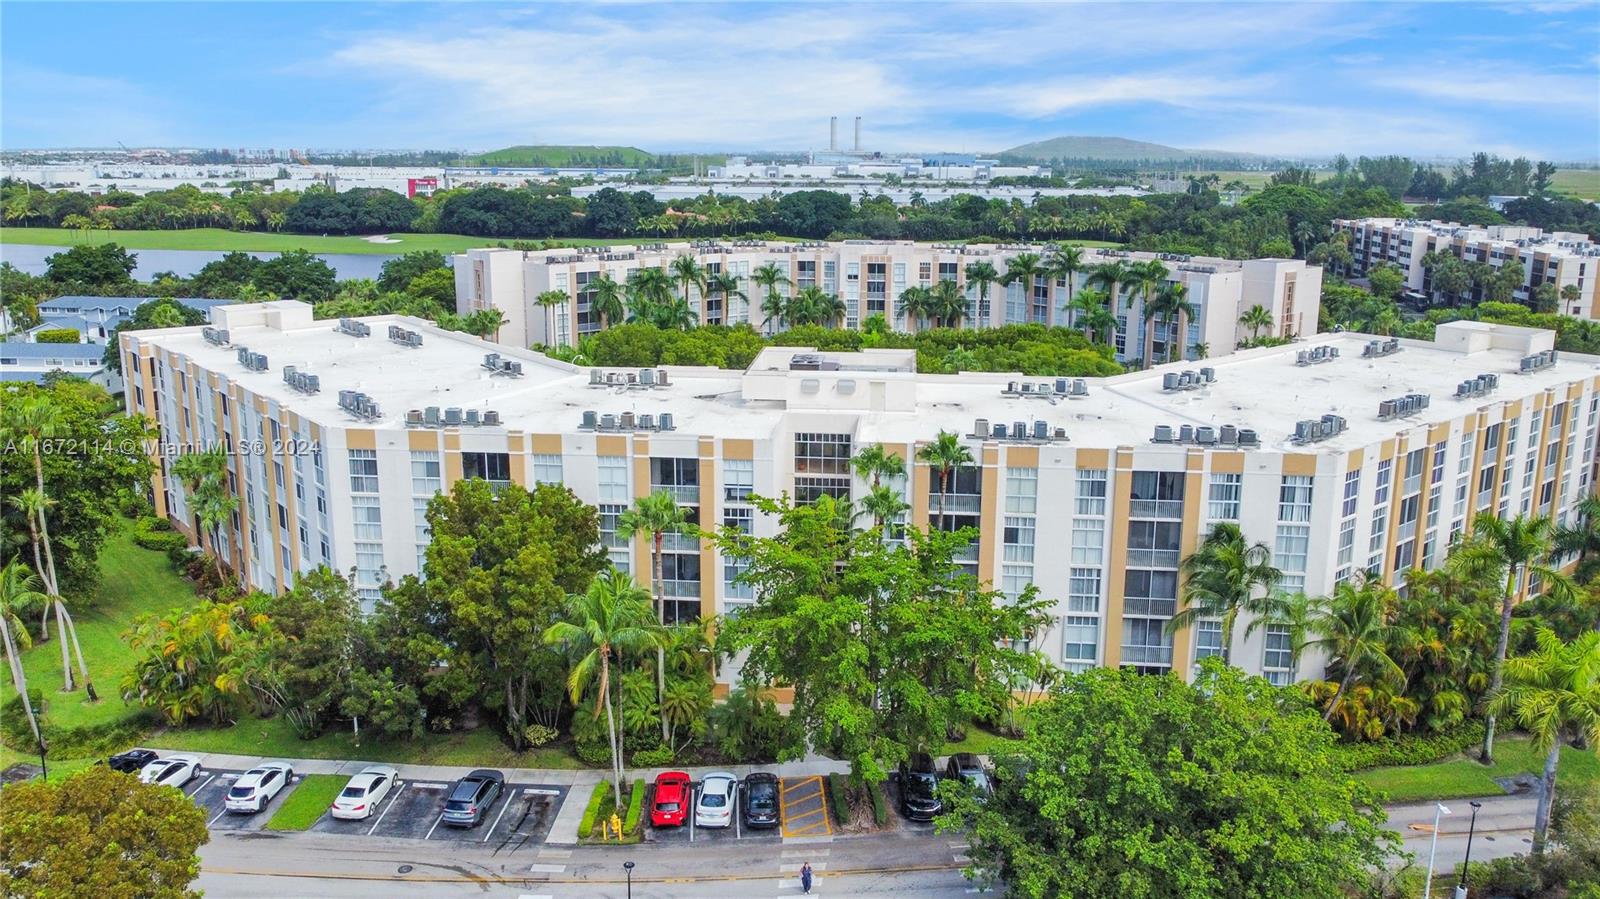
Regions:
[[1366, 65, 1598, 108]]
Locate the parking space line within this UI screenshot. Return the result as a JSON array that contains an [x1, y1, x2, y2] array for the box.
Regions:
[[423, 810, 446, 841], [735, 783, 742, 839], [483, 793, 515, 843], [186, 774, 216, 798], [367, 782, 406, 836], [207, 808, 228, 827]]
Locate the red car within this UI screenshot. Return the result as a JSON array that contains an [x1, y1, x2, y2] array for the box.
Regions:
[[650, 771, 692, 827]]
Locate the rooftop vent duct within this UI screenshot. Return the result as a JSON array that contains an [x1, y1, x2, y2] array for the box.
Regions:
[[1360, 337, 1402, 358], [336, 318, 371, 338]]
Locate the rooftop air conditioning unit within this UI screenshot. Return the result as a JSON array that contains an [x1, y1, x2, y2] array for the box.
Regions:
[[580, 410, 598, 430], [424, 406, 441, 427], [464, 409, 480, 426], [405, 409, 424, 426], [483, 410, 501, 426], [658, 413, 675, 431]]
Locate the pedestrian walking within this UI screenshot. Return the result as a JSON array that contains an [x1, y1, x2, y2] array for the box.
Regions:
[[801, 861, 814, 894]]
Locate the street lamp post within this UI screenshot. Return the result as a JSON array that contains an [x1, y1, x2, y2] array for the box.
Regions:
[[1454, 800, 1483, 899], [623, 860, 635, 899], [1423, 803, 1451, 899]]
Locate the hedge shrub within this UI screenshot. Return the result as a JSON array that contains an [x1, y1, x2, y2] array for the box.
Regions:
[[870, 780, 888, 827], [632, 744, 673, 767], [578, 781, 609, 839], [34, 328, 80, 344], [623, 778, 646, 834], [132, 516, 188, 554], [575, 739, 612, 767], [829, 773, 851, 826], [1329, 722, 1485, 771]]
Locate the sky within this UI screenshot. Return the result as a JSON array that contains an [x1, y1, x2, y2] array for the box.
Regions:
[[2, 1, 1598, 161]]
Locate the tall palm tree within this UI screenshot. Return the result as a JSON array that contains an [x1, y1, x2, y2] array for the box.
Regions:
[[1452, 512, 1573, 764], [1555, 494, 1600, 585], [1146, 281, 1197, 364], [964, 261, 999, 328], [668, 255, 707, 306], [542, 569, 666, 809], [1085, 260, 1135, 313], [172, 445, 236, 583], [1240, 304, 1274, 341], [1046, 244, 1086, 325], [1066, 288, 1113, 342], [12, 489, 87, 696], [1164, 522, 1282, 665], [1002, 252, 1046, 324], [586, 275, 625, 330], [535, 289, 570, 345], [706, 271, 746, 325], [626, 268, 674, 324], [617, 491, 689, 742], [1484, 628, 1600, 853], [860, 485, 909, 541], [1303, 578, 1405, 722], [751, 263, 790, 334], [0, 559, 45, 753], [850, 443, 905, 489], [916, 431, 973, 533], [788, 287, 844, 328], [928, 278, 967, 329], [896, 286, 930, 331]]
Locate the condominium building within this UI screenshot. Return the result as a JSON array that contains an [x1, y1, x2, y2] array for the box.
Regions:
[[1333, 218, 1600, 316], [123, 301, 1598, 688], [453, 241, 1322, 366]]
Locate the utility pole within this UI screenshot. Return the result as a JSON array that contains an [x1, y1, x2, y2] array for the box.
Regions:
[[1423, 803, 1450, 899], [1454, 800, 1483, 899]]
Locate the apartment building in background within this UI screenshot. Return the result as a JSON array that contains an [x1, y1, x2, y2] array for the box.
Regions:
[[123, 302, 1599, 689], [453, 241, 1322, 366], [1333, 218, 1600, 316]]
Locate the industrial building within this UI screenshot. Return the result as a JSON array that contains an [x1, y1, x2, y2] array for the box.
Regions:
[[122, 302, 1599, 687]]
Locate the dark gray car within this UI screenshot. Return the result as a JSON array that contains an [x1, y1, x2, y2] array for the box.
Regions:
[[441, 769, 504, 827]]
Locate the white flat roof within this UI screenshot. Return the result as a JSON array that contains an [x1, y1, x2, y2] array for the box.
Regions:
[[131, 305, 1598, 453]]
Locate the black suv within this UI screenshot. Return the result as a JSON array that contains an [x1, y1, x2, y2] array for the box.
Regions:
[[897, 752, 943, 822], [743, 772, 780, 829], [441, 769, 505, 827], [105, 749, 159, 773]]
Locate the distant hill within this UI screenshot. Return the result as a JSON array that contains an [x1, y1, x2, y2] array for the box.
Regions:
[[999, 136, 1261, 163], [466, 145, 656, 167]]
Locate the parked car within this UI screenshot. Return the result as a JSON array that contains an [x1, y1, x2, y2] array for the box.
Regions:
[[742, 772, 780, 829], [943, 752, 993, 799], [897, 752, 943, 822], [225, 762, 295, 813], [441, 769, 504, 827], [106, 748, 159, 774], [649, 771, 692, 828], [694, 772, 737, 828], [330, 765, 399, 821], [138, 754, 201, 788]]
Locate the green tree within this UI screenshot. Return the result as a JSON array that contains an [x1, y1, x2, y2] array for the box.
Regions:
[[43, 243, 136, 288], [377, 250, 449, 293], [587, 274, 626, 329], [707, 270, 746, 324], [0, 764, 210, 899], [1045, 244, 1085, 322], [948, 662, 1398, 899], [668, 254, 707, 305], [536, 289, 569, 346], [1453, 512, 1572, 764], [1367, 263, 1404, 301], [543, 569, 666, 808], [1484, 628, 1600, 853], [264, 567, 367, 738], [0, 559, 45, 753], [171, 445, 236, 584], [964, 260, 1000, 327], [122, 598, 278, 725], [896, 285, 930, 330], [1085, 260, 1135, 312], [1164, 522, 1281, 665], [1069, 288, 1116, 344], [1302, 577, 1404, 723], [1001, 252, 1045, 323], [617, 490, 690, 742], [252, 249, 338, 302], [1556, 494, 1600, 584], [916, 430, 974, 532], [1146, 280, 1196, 363], [1240, 303, 1274, 341], [751, 262, 790, 334]]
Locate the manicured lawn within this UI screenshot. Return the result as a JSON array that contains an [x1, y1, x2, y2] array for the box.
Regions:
[[0, 227, 644, 255], [18, 518, 196, 735], [265, 773, 346, 831], [1356, 734, 1600, 803], [1550, 168, 1600, 201], [144, 714, 584, 769]]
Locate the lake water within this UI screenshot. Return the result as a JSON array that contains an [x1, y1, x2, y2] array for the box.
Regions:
[[0, 244, 406, 282]]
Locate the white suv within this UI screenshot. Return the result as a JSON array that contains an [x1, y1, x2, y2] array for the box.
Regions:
[[224, 762, 295, 813]]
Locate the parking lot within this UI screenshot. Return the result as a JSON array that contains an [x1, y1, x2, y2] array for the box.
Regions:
[[306, 777, 566, 851], [645, 777, 786, 845], [185, 768, 297, 831]]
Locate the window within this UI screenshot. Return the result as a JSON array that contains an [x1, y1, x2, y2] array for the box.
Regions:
[[1120, 618, 1173, 672], [413, 496, 432, 543], [1129, 470, 1184, 519], [1062, 616, 1099, 673], [795, 433, 852, 503], [1001, 564, 1032, 600], [1122, 569, 1178, 616], [650, 457, 699, 501], [348, 450, 378, 494], [722, 505, 754, 600], [1194, 619, 1224, 665], [1403, 448, 1426, 495], [1005, 467, 1038, 514], [599, 503, 630, 573], [599, 455, 630, 503], [1003, 516, 1035, 563], [1076, 469, 1107, 515], [355, 542, 385, 588], [1276, 524, 1310, 592], [1071, 519, 1104, 563], [724, 459, 754, 503], [1126, 520, 1182, 568], [1278, 475, 1313, 522], [533, 454, 563, 486], [1207, 473, 1241, 521], [1068, 568, 1101, 613], [462, 452, 510, 484], [1342, 468, 1361, 516], [352, 495, 383, 540], [1262, 625, 1294, 686], [411, 451, 441, 495]]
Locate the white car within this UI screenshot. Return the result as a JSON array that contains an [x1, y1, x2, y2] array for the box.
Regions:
[[224, 762, 295, 813], [694, 772, 737, 828], [329, 765, 398, 820], [138, 754, 201, 788]]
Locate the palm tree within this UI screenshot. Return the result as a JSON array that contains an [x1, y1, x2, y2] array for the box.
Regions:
[[533, 289, 568, 347], [627, 267, 674, 323], [1002, 252, 1046, 324], [668, 255, 707, 305], [928, 278, 968, 329], [707, 271, 746, 325], [617, 491, 689, 742], [1303, 578, 1405, 722], [916, 431, 973, 533], [585, 275, 625, 330], [1452, 512, 1573, 764], [788, 287, 845, 328], [751, 263, 790, 334], [1066, 288, 1111, 342], [655, 297, 699, 331], [964, 261, 999, 328], [1190, 341, 1210, 360], [1240, 304, 1274, 341], [851, 443, 905, 490], [896, 286, 930, 331], [1555, 494, 1600, 584], [1046, 244, 1086, 324], [1164, 523, 1282, 665], [1146, 281, 1198, 363], [0, 559, 45, 753], [1085, 260, 1135, 313], [542, 569, 666, 809], [1485, 628, 1600, 853]]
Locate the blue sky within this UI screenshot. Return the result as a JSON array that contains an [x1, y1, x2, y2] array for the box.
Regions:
[[3, 2, 1597, 160]]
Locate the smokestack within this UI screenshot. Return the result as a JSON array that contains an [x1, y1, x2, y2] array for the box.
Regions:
[[830, 117, 837, 152], [854, 116, 862, 151]]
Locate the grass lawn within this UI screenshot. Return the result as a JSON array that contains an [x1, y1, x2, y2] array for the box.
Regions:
[[1356, 734, 1600, 803], [265, 774, 346, 831], [1550, 168, 1600, 201], [144, 714, 583, 769], [18, 518, 196, 736]]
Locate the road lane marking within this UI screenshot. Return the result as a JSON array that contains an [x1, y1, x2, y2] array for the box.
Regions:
[[367, 782, 406, 836], [207, 808, 229, 827], [483, 794, 516, 843], [526, 864, 566, 873], [186, 774, 216, 798]]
